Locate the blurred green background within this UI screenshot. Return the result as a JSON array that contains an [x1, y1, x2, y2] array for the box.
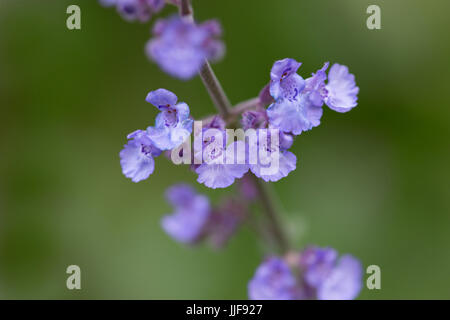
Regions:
[[1, 0, 449, 299]]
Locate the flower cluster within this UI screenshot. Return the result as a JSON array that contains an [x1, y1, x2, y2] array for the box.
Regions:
[[191, 58, 358, 188], [162, 184, 246, 247], [248, 247, 363, 300], [267, 58, 359, 135], [100, 0, 168, 22], [119, 89, 193, 182]]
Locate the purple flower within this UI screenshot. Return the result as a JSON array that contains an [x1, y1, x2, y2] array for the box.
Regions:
[[247, 247, 363, 300], [266, 58, 359, 135], [146, 88, 193, 151], [100, 0, 166, 23], [119, 129, 162, 182], [300, 246, 363, 300], [317, 255, 363, 300], [269, 58, 305, 101], [324, 63, 359, 113], [194, 127, 249, 189], [248, 129, 297, 182], [146, 15, 225, 80], [248, 257, 300, 300], [195, 138, 249, 189], [303, 62, 329, 107], [161, 184, 211, 244], [266, 58, 321, 135], [300, 246, 338, 287]]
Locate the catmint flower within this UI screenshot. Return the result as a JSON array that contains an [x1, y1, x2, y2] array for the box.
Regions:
[[269, 58, 305, 101], [161, 184, 211, 244], [302, 62, 329, 108], [324, 64, 359, 113], [146, 88, 193, 151], [300, 246, 363, 300], [100, 0, 166, 23], [195, 137, 249, 189], [248, 129, 297, 182], [248, 247, 363, 300], [266, 58, 359, 135], [193, 121, 249, 189], [119, 129, 162, 182], [146, 15, 225, 80], [248, 257, 301, 300], [266, 58, 322, 135]]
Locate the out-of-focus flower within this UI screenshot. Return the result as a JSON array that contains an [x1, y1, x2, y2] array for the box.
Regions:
[[266, 58, 359, 135], [300, 246, 363, 300], [119, 129, 162, 182], [146, 15, 225, 80], [146, 88, 193, 151], [248, 247, 363, 300], [161, 184, 211, 244], [100, 0, 166, 23], [248, 257, 301, 300], [161, 185, 247, 247]]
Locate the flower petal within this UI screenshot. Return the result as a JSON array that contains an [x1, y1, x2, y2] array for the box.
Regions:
[[267, 98, 318, 135], [250, 150, 297, 182], [317, 255, 363, 300], [146, 88, 178, 108], [325, 64, 359, 113], [119, 140, 155, 183]]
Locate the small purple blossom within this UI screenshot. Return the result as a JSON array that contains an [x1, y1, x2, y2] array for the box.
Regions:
[[195, 140, 249, 189], [324, 63, 359, 113], [248, 247, 363, 300], [300, 246, 363, 300], [146, 15, 225, 80], [194, 126, 249, 189], [248, 257, 300, 300], [248, 129, 297, 182], [161, 184, 211, 244], [119, 129, 162, 182], [146, 88, 193, 150], [266, 58, 359, 135], [269, 58, 305, 101]]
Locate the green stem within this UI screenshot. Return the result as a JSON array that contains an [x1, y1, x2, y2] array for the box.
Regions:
[[250, 175, 290, 253], [199, 60, 233, 120]]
